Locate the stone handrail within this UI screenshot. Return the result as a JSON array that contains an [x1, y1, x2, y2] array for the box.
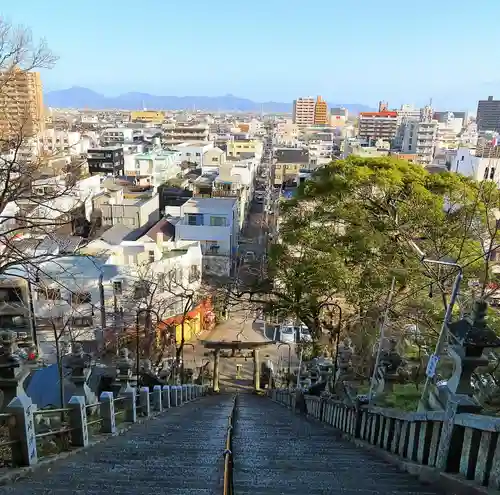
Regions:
[[1, 384, 209, 468], [270, 389, 500, 491]]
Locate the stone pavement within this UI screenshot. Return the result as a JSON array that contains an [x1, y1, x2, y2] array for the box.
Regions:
[[232, 394, 444, 495], [0, 394, 234, 495]]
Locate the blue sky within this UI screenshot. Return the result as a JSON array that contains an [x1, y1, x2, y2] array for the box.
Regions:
[[2, 0, 499, 109]]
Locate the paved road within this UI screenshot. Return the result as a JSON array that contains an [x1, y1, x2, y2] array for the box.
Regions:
[[0, 395, 234, 495], [232, 394, 443, 495]]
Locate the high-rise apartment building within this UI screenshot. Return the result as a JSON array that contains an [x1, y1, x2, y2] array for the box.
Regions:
[[0, 68, 44, 140], [477, 96, 500, 133], [358, 111, 398, 142], [293, 97, 316, 126], [293, 96, 330, 127], [314, 96, 329, 124]]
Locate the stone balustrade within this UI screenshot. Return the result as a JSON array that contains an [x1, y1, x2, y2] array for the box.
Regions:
[[0, 384, 209, 468], [270, 388, 500, 492]]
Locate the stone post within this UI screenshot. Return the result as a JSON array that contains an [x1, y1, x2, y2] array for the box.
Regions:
[[162, 385, 171, 408], [6, 395, 37, 466], [171, 386, 178, 407], [99, 391, 116, 435], [68, 396, 89, 447], [0, 331, 30, 411], [177, 385, 183, 406], [182, 384, 188, 403], [64, 343, 96, 405], [213, 349, 220, 392], [123, 388, 137, 423], [152, 385, 162, 412], [253, 349, 260, 392], [140, 387, 150, 417]]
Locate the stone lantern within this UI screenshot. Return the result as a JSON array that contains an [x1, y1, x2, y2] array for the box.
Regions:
[[115, 348, 135, 393], [0, 330, 29, 410], [63, 342, 96, 406], [433, 300, 500, 413]]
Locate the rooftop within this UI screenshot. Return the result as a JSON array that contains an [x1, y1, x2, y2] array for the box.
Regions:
[[275, 148, 309, 164], [182, 197, 236, 214]]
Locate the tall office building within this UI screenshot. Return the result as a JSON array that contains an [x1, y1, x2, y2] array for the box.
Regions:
[[0, 68, 44, 140], [293, 97, 316, 126], [477, 96, 500, 133], [314, 96, 329, 124]]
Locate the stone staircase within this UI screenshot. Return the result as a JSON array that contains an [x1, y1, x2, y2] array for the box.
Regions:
[[232, 394, 443, 495], [0, 394, 234, 494]]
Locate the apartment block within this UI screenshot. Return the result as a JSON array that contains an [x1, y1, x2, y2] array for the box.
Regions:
[[293, 97, 316, 127], [477, 96, 500, 133], [314, 96, 329, 124], [358, 111, 398, 142], [87, 146, 124, 176], [130, 110, 165, 124], [0, 68, 44, 139]]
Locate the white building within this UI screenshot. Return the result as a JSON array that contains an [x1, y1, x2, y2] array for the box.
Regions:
[[100, 128, 135, 146], [175, 198, 239, 276], [401, 107, 438, 165], [452, 147, 500, 183], [275, 120, 299, 146], [125, 150, 182, 187], [38, 129, 87, 156], [172, 142, 214, 169]]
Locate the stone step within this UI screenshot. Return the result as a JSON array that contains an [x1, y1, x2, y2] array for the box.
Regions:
[[232, 394, 444, 494], [0, 395, 234, 495]]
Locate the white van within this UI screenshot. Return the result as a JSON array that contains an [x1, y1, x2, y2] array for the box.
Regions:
[[279, 322, 311, 343]]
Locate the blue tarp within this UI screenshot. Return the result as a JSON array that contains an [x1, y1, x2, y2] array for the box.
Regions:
[[25, 364, 76, 409]]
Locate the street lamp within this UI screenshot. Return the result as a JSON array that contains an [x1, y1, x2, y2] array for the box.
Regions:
[[135, 308, 160, 382], [278, 342, 291, 388]]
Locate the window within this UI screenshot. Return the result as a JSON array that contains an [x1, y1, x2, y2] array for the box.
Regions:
[[189, 265, 200, 283], [196, 152, 201, 157], [210, 216, 227, 227], [71, 316, 93, 327], [212, 157, 218, 162], [148, 250, 155, 263], [113, 281, 122, 294], [71, 292, 92, 305], [491, 168, 496, 180], [484, 167, 489, 180], [187, 214, 203, 226], [461, 155, 465, 161]]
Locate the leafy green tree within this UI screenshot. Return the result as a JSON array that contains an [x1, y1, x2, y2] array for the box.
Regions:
[[251, 156, 500, 361]]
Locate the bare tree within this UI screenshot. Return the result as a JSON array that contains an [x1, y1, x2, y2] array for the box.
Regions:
[[0, 19, 93, 275]]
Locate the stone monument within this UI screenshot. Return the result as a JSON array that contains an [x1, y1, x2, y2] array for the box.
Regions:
[[0, 330, 30, 411]]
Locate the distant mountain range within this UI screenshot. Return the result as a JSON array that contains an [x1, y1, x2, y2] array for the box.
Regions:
[[44, 87, 374, 114]]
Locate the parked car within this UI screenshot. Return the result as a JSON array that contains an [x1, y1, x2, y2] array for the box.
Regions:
[[279, 322, 311, 343]]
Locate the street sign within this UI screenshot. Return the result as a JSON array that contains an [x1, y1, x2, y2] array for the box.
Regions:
[[426, 354, 440, 378]]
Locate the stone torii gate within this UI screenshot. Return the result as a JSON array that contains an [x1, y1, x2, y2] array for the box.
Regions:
[[201, 340, 275, 393]]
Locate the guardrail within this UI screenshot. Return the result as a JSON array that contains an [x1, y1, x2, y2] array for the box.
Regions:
[[223, 394, 237, 495], [270, 388, 500, 492], [0, 383, 209, 468]]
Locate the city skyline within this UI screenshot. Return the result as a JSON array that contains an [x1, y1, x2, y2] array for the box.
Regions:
[[2, 0, 500, 110]]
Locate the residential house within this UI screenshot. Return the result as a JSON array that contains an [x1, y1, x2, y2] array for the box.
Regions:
[[274, 148, 309, 187], [175, 198, 239, 276], [92, 185, 159, 230], [125, 150, 182, 187], [226, 139, 263, 160]]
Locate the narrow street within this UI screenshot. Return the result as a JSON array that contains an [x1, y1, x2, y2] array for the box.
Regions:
[[182, 141, 298, 390]]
